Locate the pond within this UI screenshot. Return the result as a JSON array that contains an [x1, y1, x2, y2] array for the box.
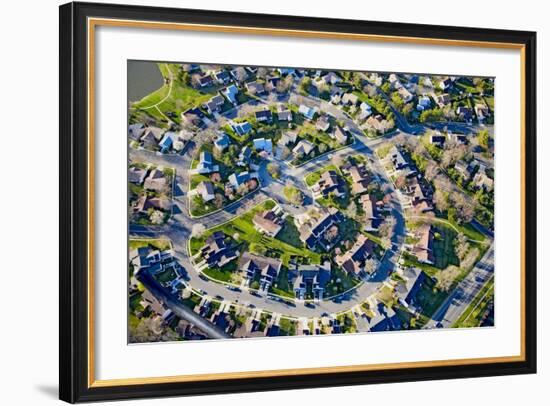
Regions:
[[127, 60, 164, 103]]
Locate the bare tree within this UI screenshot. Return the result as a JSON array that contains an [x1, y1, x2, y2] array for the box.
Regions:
[[191, 223, 206, 238], [424, 162, 440, 182], [433, 189, 449, 212], [454, 232, 470, 262]]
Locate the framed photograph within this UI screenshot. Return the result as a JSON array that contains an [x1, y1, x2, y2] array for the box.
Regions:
[[59, 1, 537, 403]]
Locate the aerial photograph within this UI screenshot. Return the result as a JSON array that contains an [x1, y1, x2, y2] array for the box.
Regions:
[[127, 61, 495, 343]]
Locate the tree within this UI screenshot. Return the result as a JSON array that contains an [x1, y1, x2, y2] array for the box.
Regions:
[[213, 193, 225, 209], [280, 146, 291, 160], [318, 143, 328, 154], [433, 189, 449, 212], [424, 162, 439, 182], [149, 210, 164, 225], [191, 223, 206, 238], [437, 265, 461, 291], [450, 192, 475, 224], [478, 129, 490, 149], [454, 232, 470, 262], [346, 201, 358, 219], [257, 67, 268, 79], [299, 77, 312, 95], [267, 162, 281, 179]]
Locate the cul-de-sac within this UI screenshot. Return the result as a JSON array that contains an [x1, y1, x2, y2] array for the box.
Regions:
[[127, 62, 495, 342]]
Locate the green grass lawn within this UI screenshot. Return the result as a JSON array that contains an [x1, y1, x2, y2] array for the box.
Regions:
[[276, 218, 303, 248], [155, 267, 177, 284], [190, 200, 321, 267], [131, 63, 212, 124], [432, 226, 460, 270], [129, 238, 172, 251]]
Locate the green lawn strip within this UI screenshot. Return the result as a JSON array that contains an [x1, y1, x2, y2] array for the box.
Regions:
[[129, 238, 172, 251], [453, 277, 495, 328]]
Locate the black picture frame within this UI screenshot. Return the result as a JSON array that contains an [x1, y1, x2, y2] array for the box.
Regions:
[[59, 1, 537, 403]]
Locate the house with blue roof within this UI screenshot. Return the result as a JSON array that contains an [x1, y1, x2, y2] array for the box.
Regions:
[[214, 132, 231, 152], [195, 150, 219, 174], [223, 84, 239, 105], [238, 146, 252, 166], [228, 171, 251, 189], [158, 131, 176, 153], [252, 138, 273, 154], [230, 120, 252, 137]]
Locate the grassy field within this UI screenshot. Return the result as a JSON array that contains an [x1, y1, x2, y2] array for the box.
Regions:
[[190, 200, 321, 267], [131, 63, 212, 124]]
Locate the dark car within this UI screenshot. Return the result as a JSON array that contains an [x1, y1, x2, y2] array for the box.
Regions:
[[304, 302, 315, 309], [214, 295, 224, 300]]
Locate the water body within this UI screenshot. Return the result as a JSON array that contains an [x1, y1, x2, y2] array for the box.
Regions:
[[127, 60, 164, 103]]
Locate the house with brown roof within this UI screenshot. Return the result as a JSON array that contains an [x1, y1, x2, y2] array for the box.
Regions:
[[143, 168, 168, 193], [253, 207, 284, 237], [332, 125, 348, 145], [346, 164, 371, 195], [411, 223, 434, 264], [311, 170, 346, 199], [335, 234, 377, 277]]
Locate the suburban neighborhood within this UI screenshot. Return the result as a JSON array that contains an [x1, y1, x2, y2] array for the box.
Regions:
[[127, 61, 495, 343]]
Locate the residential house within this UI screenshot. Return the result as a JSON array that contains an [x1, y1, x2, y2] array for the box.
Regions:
[[252, 138, 273, 154], [132, 194, 171, 215], [181, 107, 205, 128], [230, 120, 252, 137], [311, 170, 345, 199], [277, 105, 293, 122], [388, 146, 416, 178], [395, 267, 426, 309], [321, 71, 341, 85], [368, 303, 402, 332], [278, 131, 298, 147], [128, 123, 146, 141], [298, 207, 344, 249], [344, 164, 371, 195], [412, 223, 434, 264], [473, 164, 494, 191], [237, 146, 252, 166], [228, 171, 251, 189], [316, 116, 330, 132], [196, 181, 215, 202], [475, 103, 490, 121], [292, 139, 315, 157], [358, 102, 373, 121], [417, 95, 431, 111], [456, 106, 473, 121], [365, 114, 390, 133], [253, 208, 284, 237], [213, 132, 231, 152], [194, 73, 213, 88], [439, 77, 453, 90], [435, 93, 451, 108], [203, 94, 225, 114], [398, 87, 414, 103], [254, 108, 273, 123], [230, 67, 248, 82], [158, 131, 176, 153], [293, 261, 331, 301], [222, 84, 240, 105], [335, 234, 376, 277], [332, 125, 348, 145], [341, 92, 359, 106], [214, 70, 231, 85], [360, 194, 382, 231], [199, 231, 238, 268], [454, 160, 473, 180], [238, 252, 282, 292], [143, 168, 168, 192], [430, 132, 446, 147], [195, 151, 219, 174], [140, 126, 164, 148], [298, 104, 317, 120], [447, 132, 468, 144], [129, 166, 147, 184], [245, 81, 266, 95], [130, 245, 175, 276]]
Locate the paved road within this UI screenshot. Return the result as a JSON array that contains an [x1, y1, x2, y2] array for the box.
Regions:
[[424, 243, 494, 329], [136, 269, 231, 339]]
